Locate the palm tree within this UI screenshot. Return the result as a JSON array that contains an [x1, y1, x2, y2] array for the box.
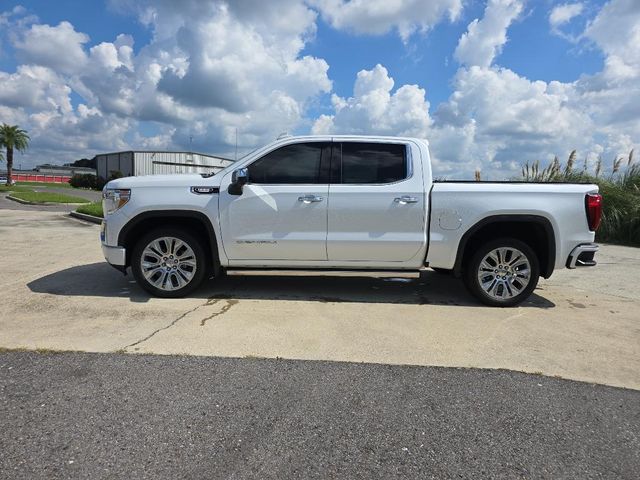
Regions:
[[0, 124, 30, 185]]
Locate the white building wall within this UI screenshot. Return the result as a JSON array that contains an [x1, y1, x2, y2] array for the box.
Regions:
[[96, 151, 234, 179], [133, 152, 233, 176], [96, 152, 133, 179]]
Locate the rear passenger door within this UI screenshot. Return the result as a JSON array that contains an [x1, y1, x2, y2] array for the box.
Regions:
[[327, 141, 426, 263]]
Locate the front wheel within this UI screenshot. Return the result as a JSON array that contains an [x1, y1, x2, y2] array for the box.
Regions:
[[131, 228, 207, 298], [464, 238, 539, 307]]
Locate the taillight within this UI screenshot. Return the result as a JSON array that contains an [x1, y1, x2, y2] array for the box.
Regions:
[[585, 193, 602, 231]]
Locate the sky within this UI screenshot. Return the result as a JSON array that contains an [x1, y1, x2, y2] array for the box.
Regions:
[[0, 0, 638, 179]]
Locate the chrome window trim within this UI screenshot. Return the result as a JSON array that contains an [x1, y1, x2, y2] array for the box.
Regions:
[[240, 140, 414, 187]]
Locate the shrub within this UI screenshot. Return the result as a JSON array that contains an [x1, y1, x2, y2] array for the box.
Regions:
[[517, 150, 639, 247], [70, 173, 98, 189], [73, 170, 124, 190], [96, 170, 124, 190]]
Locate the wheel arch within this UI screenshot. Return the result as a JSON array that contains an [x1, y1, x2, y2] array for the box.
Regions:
[[453, 215, 556, 279], [118, 210, 220, 274]]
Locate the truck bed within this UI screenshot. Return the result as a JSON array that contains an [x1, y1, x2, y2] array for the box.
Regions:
[[427, 181, 599, 272]]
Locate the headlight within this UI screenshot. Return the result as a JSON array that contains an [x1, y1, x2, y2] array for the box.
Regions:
[[102, 189, 131, 215]]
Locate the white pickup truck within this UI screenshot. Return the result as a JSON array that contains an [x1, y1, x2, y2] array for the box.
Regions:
[[100, 135, 602, 306]]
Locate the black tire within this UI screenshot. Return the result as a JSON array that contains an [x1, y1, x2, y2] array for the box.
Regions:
[[431, 267, 452, 275], [131, 228, 208, 298], [463, 238, 539, 307]]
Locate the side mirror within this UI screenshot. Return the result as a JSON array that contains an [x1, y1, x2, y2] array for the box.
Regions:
[[228, 167, 249, 195]]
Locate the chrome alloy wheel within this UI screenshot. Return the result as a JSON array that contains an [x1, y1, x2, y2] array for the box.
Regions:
[[477, 247, 531, 301], [140, 237, 197, 291]]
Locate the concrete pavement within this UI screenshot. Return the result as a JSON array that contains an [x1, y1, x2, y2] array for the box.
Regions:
[[1, 208, 639, 389]]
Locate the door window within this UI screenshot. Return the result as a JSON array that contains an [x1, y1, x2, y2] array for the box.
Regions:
[[339, 142, 407, 184], [248, 142, 328, 184]]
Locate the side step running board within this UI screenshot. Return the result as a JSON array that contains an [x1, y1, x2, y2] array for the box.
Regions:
[[226, 268, 426, 279]]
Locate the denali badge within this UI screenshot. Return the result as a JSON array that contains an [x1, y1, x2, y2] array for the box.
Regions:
[[236, 240, 277, 244]]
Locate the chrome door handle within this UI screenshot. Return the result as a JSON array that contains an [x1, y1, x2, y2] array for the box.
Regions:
[[298, 195, 324, 204], [394, 195, 419, 204]]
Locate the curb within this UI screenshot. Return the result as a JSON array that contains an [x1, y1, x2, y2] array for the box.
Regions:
[[70, 211, 103, 224], [6, 195, 88, 207]]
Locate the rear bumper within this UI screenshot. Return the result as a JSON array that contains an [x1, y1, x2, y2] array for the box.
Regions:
[[566, 243, 598, 268], [102, 243, 126, 266]]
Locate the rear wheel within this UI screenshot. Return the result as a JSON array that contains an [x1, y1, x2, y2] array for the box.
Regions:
[[131, 228, 207, 298], [464, 238, 539, 307]]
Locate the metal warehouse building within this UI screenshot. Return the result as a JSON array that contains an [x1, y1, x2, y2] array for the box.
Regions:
[[94, 151, 234, 180]]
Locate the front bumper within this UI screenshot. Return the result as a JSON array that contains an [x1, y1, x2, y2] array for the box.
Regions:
[[566, 243, 599, 268], [102, 243, 126, 266]]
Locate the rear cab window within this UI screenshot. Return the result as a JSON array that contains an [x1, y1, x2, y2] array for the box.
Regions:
[[336, 142, 408, 184]]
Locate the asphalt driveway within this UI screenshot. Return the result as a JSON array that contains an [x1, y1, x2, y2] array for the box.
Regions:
[[1, 351, 638, 479]]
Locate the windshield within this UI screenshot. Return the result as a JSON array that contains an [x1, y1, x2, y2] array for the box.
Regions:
[[202, 147, 262, 178]]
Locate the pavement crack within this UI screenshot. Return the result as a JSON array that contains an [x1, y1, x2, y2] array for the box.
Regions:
[[200, 299, 239, 326], [122, 277, 246, 350], [123, 300, 212, 350]]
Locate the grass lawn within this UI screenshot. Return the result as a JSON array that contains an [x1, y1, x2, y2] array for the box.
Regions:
[[0, 185, 33, 193], [76, 201, 103, 218], [16, 181, 73, 189], [10, 191, 90, 204]]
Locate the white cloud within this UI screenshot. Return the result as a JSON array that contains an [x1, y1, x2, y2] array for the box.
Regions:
[[104, 0, 331, 152], [312, 64, 432, 137], [0, 62, 132, 167], [0, 6, 29, 55], [315, 62, 598, 178], [549, 3, 584, 29], [584, 0, 640, 77], [454, 0, 524, 68], [430, 66, 596, 176], [154, 5, 329, 113], [438, 0, 640, 177], [0, 0, 638, 178], [132, 128, 175, 150], [316, 0, 639, 178], [309, 0, 463, 42], [12, 21, 89, 74], [0, 1, 333, 165], [0, 65, 71, 112]]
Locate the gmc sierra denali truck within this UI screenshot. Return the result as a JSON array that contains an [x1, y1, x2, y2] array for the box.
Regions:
[[100, 135, 602, 307]]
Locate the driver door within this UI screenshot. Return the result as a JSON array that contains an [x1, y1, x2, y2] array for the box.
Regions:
[[218, 141, 331, 262]]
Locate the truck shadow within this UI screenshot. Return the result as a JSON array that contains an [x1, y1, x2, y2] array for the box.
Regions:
[[27, 262, 555, 308]]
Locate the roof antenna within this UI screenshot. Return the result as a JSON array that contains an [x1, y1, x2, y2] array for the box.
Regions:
[[277, 132, 291, 140]]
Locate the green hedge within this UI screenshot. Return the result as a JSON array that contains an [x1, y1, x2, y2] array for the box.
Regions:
[[70, 170, 123, 190], [69, 174, 98, 189]]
